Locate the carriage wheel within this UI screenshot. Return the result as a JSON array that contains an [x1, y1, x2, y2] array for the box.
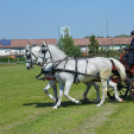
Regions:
[[107, 75, 129, 99], [129, 78, 134, 100]]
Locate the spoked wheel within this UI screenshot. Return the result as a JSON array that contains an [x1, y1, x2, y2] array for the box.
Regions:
[[107, 75, 129, 100], [129, 78, 134, 100]]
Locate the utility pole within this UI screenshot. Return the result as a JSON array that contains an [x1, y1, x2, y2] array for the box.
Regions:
[[106, 11, 109, 49], [106, 12, 108, 38]]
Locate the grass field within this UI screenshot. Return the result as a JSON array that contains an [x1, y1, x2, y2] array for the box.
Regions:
[[0, 64, 134, 134]]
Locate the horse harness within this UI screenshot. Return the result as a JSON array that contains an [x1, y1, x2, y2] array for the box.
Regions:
[[37, 56, 103, 83], [25, 46, 38, 66], [53, 57, 89, 83], [38, 44, 52, 63], [35, 44, 110, 83]]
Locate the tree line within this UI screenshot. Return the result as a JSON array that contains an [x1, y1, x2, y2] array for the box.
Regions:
[[84, 34, 131, 38], [57, 27, 130, 57], [57, 33, 111, 57]]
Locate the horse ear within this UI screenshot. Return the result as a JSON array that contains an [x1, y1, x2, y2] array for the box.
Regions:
[[42, 41, 46, 47], [27, 40, 29, 46], [26, 44, 30, 49]]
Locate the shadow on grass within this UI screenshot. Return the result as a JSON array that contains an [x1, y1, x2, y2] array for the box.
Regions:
[[23, 95, 134, 108], [123, 95, 134, 103], [23, 99, 98, 108], [106, 95, 134, 103]]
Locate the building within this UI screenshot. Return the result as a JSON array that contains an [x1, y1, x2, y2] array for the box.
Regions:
[[73, 37, 132, 56], [0, 38, 57, 57], [0, 37, 132, 57]]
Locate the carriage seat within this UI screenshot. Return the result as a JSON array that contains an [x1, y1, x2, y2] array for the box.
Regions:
[[119, 59, 129, 69]]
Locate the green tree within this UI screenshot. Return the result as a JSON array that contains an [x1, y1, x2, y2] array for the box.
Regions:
[[107, 36, 113, 38], [57, 36, 82, 57], [72, 46, 82, 57], [96, 35, 104, 38], [88, 35, 99, 53], [84, 35, 90, 38], [63, 27, 70, 37], [100, 47, 105, 53], [114, 34, 131, 38]]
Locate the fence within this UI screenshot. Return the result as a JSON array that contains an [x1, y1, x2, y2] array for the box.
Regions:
[[0, 58, 25, 64], [0, 53, 24, 58]]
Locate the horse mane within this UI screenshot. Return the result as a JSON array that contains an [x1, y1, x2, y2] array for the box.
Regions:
[[49, 44, 67, 57]]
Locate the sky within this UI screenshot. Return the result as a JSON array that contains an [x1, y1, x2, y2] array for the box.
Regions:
[[0, 0, 133, 39]]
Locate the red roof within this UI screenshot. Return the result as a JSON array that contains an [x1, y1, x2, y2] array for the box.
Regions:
[[74, 37, 132, 46], [0, 37, 132, 48], [11, 39, 27, 47], [73, 38, 89, 46], [0, 39, 57, 48], [96, 37, 132, 46], [28, 39, 57, 46]]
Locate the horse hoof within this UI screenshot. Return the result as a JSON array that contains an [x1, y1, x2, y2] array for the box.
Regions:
[[76, 100, 81, 105], [120, 99, 124, 103], [52, 105, 57, 109], [83, 98, 89, 103], [52, 102, 57, 107], [94, 99, 100, 103], [96, 103, 102, 107], [52, 107, 57, 109]]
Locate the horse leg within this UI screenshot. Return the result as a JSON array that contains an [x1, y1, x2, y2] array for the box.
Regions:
[[83, 82, 100, 103], [108, 80, 124, 102], [83, 82, 92, 102], [91, 82, 100, 103], [52, 84, 58, 102], [53, 83, 64, 109], [44, 80, 57, 101], [97, 80, 108, 107], [97, 70, 110, 107], [64, 81, 81, 104]]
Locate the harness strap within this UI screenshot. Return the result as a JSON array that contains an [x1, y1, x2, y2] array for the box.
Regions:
[[26, 48, 38, 59], [85, 58, 88, 76], [36, 71, 43, 78], [74, 58, 78, 83], [64, 57, 68, 70], [54, 69, 108, 81]]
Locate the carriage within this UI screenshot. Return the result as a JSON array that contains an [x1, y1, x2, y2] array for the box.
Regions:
[[107, 51, 134, 100]]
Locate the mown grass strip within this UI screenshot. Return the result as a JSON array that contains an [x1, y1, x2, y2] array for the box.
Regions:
[[0, 64, 134, 134]]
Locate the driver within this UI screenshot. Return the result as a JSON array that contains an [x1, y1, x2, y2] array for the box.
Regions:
[[125, 30, 134, 69]]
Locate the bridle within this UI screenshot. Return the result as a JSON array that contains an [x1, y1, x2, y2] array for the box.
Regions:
[[38, 44, 52, 64], [25, 46, 38, 67]]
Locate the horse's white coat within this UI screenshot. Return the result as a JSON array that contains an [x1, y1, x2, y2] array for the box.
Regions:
[[25, 45, 100, 104], [37, 43, 126, 108]]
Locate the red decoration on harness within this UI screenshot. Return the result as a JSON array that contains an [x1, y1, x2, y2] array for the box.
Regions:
[[46, 77, 56, 80]]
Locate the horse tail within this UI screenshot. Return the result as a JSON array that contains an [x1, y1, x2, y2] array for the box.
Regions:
[[109, 58, 126, 81]]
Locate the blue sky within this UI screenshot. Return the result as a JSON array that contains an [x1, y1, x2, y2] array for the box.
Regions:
[[0, 0, 133, 39]]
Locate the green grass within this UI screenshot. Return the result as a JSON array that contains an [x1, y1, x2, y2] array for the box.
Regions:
[[0, 58, 25, 64], [0, 64, 134, 134]]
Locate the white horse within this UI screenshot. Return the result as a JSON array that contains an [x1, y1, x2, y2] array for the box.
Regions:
[[37, 42, 126, 109], [25, 45, 100, 103]]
